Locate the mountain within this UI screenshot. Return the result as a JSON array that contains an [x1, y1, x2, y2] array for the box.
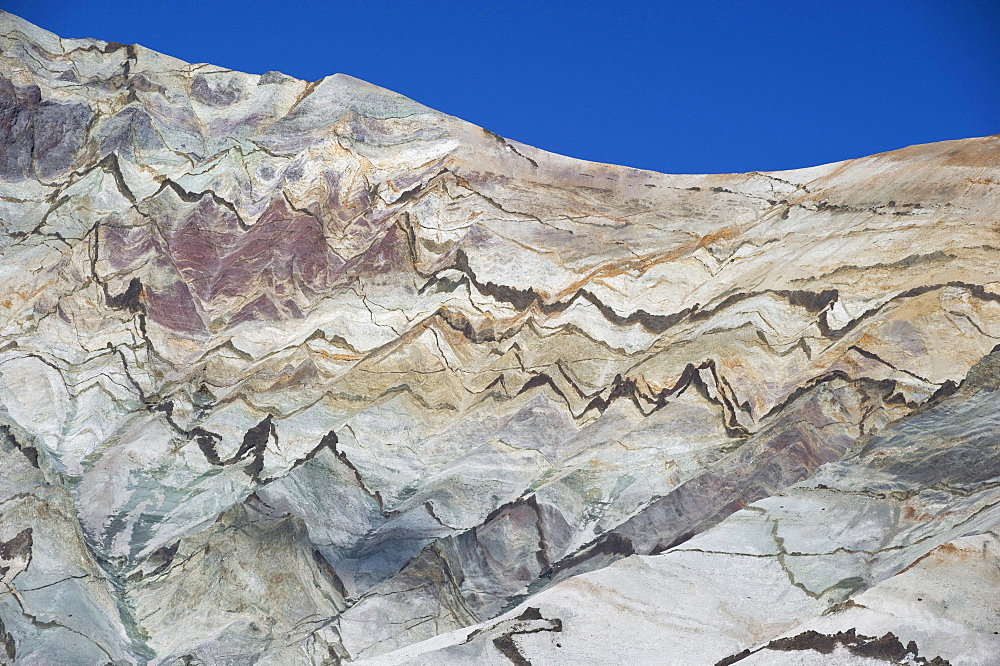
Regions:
[[1, 10, 998, 665]]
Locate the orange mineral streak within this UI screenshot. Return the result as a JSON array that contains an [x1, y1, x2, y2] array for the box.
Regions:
[[897, 539, 981, 575], [555, 226, 740, 300]]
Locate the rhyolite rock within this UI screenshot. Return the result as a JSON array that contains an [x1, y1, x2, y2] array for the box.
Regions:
[[1, 9, 999, 666]]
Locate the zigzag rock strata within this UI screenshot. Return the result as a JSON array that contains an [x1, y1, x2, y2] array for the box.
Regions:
[[1, 10, 999, 665]]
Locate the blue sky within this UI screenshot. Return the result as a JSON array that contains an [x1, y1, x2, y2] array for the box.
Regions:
[[5, 1, 998, 174]]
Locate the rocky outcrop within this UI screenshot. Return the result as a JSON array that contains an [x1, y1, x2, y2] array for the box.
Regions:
[[0, 10, 998, 665], [361, 347, 1000, 665]]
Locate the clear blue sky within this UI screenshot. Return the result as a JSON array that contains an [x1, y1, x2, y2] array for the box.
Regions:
[[5, 1, 998, 174]]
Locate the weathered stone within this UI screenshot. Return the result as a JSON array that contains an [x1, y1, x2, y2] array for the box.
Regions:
[[0, 9, 999, 665]]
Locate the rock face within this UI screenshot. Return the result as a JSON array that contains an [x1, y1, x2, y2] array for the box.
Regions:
[[0, 10, 998, 666]]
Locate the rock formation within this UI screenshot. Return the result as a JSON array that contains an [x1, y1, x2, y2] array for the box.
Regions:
[[0, 10, 998, 665]]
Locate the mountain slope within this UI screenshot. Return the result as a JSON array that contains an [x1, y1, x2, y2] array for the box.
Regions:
[[0, 10, 998, 665]]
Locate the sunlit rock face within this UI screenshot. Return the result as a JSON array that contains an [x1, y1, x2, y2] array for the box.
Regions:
[[1, 10, 999, 666]]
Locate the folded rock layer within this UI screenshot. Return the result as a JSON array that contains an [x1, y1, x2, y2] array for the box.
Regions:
[[0, 10, 998, 666]]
